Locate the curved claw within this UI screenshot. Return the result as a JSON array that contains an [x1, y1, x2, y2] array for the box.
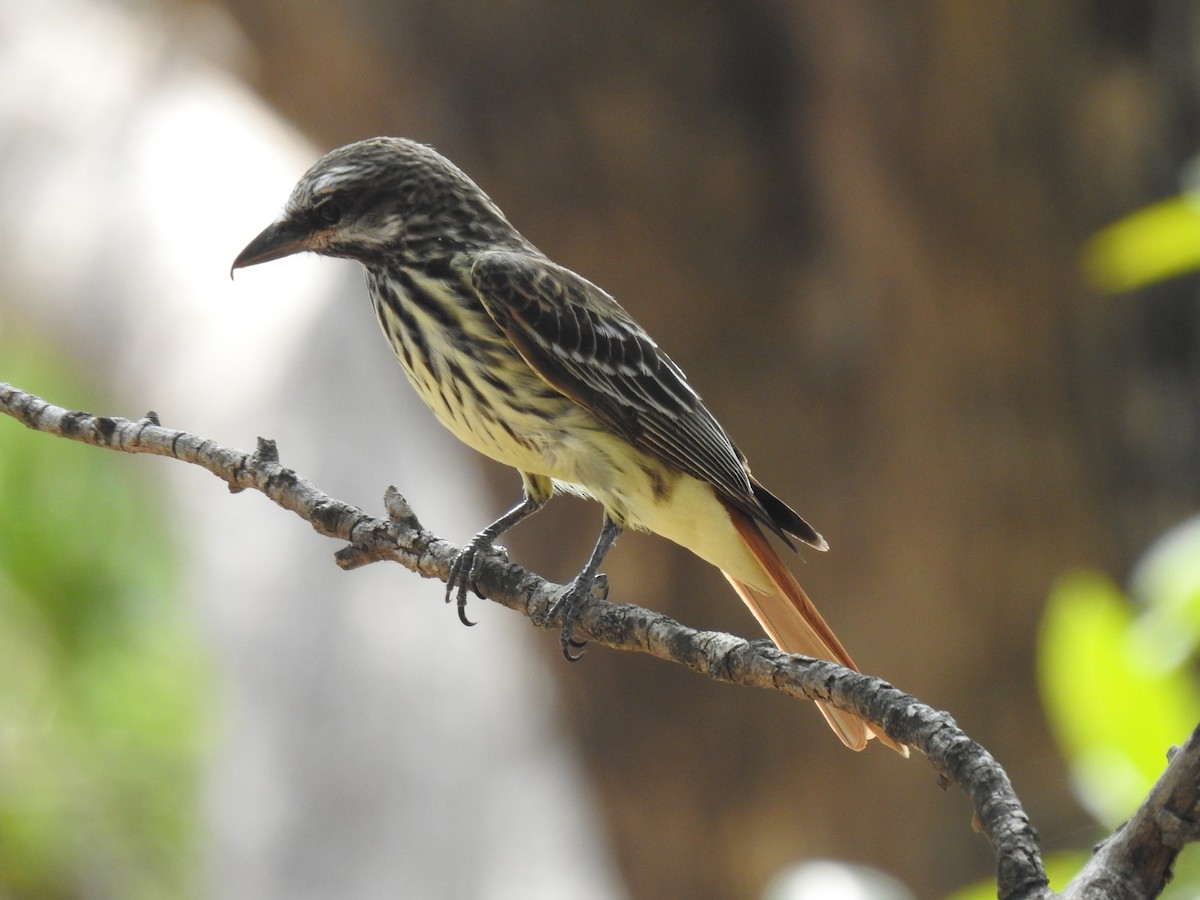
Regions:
[[547, 572, 610, 661], [558, 593, 589, 661], [445, 553, 468, 604], [563, 635, 589, 662], [445, 537, 509, 627], [456, 598, 477, 628], [444, 548, 475, 612]]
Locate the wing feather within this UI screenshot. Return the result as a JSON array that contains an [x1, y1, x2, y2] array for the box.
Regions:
[[469, 249, 820, 547]]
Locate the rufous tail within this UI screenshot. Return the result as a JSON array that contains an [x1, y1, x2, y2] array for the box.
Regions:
[[724, 510, 907, 755]]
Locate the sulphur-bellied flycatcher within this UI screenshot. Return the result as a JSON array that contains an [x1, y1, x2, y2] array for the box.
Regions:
[[233, 137, 895, 752]]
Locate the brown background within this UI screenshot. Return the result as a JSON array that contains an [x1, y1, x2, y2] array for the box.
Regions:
[[206, 2, 1199, 896]]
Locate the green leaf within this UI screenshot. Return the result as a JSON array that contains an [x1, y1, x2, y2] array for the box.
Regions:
[[1037, 570, 1200, 825], [0, 328, 210, 898], [1083, 195, 1200, 293]]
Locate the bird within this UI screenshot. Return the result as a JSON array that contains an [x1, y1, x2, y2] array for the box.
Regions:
[[232, 137, 899, 753]]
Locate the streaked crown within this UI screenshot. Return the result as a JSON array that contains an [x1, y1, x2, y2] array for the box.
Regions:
[[281, 137, 526, 265]]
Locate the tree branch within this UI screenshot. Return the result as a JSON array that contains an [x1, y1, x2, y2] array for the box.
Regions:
[[1062, 724, 1200, 899], [21, 379, 1188, 900]]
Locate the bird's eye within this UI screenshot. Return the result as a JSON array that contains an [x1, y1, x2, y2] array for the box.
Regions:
[[315, 199, 342, 226]]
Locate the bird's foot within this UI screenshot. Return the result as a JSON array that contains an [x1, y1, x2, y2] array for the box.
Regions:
[[546, 573, 608, 661], [445, 534, 510, 626]]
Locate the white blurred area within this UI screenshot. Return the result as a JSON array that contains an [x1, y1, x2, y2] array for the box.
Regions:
[[764, 861, 915, 900], [0, 1, 625, 897]]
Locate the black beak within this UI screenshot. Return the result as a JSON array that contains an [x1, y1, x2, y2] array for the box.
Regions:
[[231, 218, 313, 277]]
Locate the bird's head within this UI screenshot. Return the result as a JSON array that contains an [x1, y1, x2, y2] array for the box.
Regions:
[[232, 137, 518, 273]]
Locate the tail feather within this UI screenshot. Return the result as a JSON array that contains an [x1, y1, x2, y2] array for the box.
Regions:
[[724, 508, 907, 756]]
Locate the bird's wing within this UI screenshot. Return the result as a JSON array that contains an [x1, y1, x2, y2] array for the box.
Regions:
[[470, 249, 811, 544]]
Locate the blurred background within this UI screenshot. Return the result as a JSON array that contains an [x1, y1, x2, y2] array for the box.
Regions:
[[2, 1, 1199, 898]]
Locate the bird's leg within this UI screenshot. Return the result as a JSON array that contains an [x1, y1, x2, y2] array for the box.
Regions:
[[447, 495, 545, 625], [548, 516, 623, 661]]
